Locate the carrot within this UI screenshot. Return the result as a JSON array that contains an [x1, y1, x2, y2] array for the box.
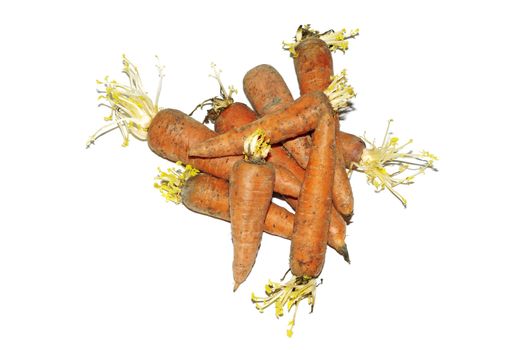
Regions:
[[229, 130, 274, 291], [154, 164, 294, 240], [243, 64, 312, 168], [292, 32, 356, 217], [289, 112, 335, 279], [252, 109, 336, 337], [244, 63, 365, 167]]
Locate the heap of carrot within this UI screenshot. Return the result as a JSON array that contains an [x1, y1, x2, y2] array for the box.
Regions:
[[87, 24, 438, 337]]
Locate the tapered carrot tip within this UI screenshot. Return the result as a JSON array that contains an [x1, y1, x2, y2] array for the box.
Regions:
[[233, 282, 241, 292], [339, 244, 351, 264]]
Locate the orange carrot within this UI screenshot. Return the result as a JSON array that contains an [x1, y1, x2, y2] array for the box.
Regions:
[[148, 108, 301, 198], [188, 91, 334, 158], [229, 130, 274, 291], [290, 112, 335, 278], [292, 33, 356, 217]]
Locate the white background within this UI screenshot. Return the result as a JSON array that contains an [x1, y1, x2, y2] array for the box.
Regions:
[[1, 0, 522, 349]]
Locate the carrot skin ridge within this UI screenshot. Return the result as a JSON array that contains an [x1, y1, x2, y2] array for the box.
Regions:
[[294, 38, 355, 217]]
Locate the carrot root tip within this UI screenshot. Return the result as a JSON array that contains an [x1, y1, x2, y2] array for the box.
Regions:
[[339, 244, 351, 264]]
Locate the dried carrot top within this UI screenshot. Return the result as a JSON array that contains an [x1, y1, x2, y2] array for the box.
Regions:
[[354, 120, 438, 207], [189, 63, 237, 124], [243, 129, 271, 162], [86, 55, 164, 148], [283, 24, 360, 57], [323, 69, 356, 113], [252, 275, 321, 337], [154, 161, 200, 204]]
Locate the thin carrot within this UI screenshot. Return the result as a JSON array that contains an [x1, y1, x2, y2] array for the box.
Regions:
[[291, 30, 356, 217], [230, 130, 274, 291], [290, 112, 335, 279]]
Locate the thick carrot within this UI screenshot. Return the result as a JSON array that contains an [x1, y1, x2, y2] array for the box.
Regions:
[[293, 37, 355, 217], [147, 108, 301, 198], [290, 111, 336, 278], [243, 64, 312, 168], [188, 91, 332, 158], [229, 130, 274, 291]]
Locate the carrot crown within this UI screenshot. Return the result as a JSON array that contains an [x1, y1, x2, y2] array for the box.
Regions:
[[323, 69, 356, 113], [189, 63, 237, 124], [154, 162, 200, 204], [354, 120, 438, 207], [243, 129, 271, 162], [283, 24, 359, 57], [252, 275, 319, 337], [86, 55, 164, 148]]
